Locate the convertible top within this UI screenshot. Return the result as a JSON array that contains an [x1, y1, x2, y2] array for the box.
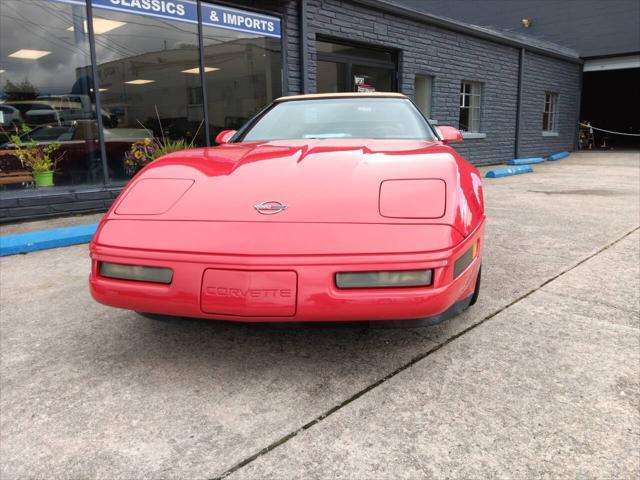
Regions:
[[274, 92, 408, 102]]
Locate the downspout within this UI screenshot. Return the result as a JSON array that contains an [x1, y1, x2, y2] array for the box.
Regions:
[[514, 47, 525, 159], [299, 0, 309, 94]]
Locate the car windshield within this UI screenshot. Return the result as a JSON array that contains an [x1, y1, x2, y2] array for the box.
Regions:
[[26, 126, 74, 141], [240, 98, 436, 141]]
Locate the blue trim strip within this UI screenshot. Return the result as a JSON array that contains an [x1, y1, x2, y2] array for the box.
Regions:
[[486, 166, 533, 178], [547, 151, 570, 161], [507, 157, 545, 165], [0, 224, 98, 257]]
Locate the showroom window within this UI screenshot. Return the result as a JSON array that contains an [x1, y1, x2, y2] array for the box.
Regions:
[[459, 81, 482, 132], [543, 91, 559, 132], [92, 5, 205, 183], [0, 0, 103, 189], [0, 0, 284, 191], [200, 4, 282, 139], [414, 74, 433, 118]]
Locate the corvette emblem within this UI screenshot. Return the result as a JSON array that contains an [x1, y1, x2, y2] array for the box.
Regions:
[[254, 200, 288, 215]]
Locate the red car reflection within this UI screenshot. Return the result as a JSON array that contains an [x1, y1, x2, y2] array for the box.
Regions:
[[90, 93, 484, 325]]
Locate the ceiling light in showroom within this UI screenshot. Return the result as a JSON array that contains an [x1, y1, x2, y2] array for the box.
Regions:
[[9, 49, 51, 60], [181, 67, 220, 74], [67, 19, 126, 34], [125, 79, 155, 85]]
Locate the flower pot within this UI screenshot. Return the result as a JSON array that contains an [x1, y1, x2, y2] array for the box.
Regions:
[[33, 171, 54, 188]]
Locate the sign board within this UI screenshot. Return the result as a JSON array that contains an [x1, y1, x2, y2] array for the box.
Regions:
[[51, 0, 281, 38]]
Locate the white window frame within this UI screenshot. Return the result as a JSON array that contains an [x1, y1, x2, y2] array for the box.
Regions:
[[459, 81, 482, 133], [543, 92, 559, 133], [414, 74, 433, 119]]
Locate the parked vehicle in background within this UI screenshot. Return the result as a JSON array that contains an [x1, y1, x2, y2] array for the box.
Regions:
[[3, 101, 62, 126], [0, 104, 22, 127], [4, 98, 116, 129]]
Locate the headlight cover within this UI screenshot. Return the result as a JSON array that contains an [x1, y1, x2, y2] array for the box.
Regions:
[[379, 179, 446, 218], [115, 178, 194, 215]]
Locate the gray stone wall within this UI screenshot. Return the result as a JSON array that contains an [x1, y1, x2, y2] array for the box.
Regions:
[[300, 0, 581, 165], [519, 51, 582, 158]]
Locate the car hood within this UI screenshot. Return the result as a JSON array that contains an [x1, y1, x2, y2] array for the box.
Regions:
[[111, 139, 482, 233]]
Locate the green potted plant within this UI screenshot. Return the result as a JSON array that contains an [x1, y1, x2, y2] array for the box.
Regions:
[[123, 108, 203, 177], [10, 125, 63, 188]]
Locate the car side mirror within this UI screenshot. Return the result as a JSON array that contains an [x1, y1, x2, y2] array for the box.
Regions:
[[437, 126, 463, 144], [215, 129, 236, 144]]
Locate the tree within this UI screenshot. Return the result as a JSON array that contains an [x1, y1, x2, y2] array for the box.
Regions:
[[3, 79, 39, 101]]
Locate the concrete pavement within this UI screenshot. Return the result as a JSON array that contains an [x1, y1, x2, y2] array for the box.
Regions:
[[230, 230, 640, 480], [1, 152, 638, 479]]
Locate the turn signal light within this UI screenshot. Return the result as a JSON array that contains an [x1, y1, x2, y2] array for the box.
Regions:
[[453, 240, 479, 279], [99, 262, 173, 284], [336, 269, 433, 289]]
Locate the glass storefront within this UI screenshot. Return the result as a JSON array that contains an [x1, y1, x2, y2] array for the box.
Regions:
[[92, 6, 205, 182], [0, 0, 103, 187], [202, 17, 282, 138], [0, 0, 282, 191]]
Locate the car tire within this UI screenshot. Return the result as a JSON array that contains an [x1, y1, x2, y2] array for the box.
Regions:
[[469, 266, 481, 306]]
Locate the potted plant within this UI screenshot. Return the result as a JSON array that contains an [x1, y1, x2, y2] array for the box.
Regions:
[[124, 109, 203, 177], [124, 137, 191, 176], [124, 137, 159, 177], [10, 125, 63, 188]]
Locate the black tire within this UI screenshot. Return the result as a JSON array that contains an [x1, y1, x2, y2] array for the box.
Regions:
[[469, 267, 481, 306]]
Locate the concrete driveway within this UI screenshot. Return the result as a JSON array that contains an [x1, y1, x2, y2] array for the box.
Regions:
[[1, 152, 638, 479]]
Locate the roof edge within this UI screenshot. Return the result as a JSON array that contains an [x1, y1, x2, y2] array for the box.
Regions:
[[352, 0, 582, 63]]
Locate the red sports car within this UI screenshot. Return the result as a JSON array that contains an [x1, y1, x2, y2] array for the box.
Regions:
[[90, 93, 484, 325]]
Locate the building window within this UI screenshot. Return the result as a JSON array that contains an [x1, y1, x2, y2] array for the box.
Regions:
[[316, 39, 396, 94], [0, 0, 103, 190], [92, 6, 206, 183], [543, 92, 559, 132], [201, 7, 282, 139], [459, 81, 481, 132], [414, 74, 433, 118], [1, 0, 284, 192]]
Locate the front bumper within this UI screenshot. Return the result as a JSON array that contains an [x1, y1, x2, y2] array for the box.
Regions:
[[90, 222, 483, 323]]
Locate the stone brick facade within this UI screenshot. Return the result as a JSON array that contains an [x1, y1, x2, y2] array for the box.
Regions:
[[301, 0, 580, 164]]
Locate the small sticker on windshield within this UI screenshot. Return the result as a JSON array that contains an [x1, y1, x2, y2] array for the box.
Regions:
[[302, 133, 351, 139]]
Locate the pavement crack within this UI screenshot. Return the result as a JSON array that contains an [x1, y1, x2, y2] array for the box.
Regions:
[[210, 225, 640, 480]]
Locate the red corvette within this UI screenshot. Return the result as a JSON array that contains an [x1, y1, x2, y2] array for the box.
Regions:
[[90, 93, 484, 325]]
